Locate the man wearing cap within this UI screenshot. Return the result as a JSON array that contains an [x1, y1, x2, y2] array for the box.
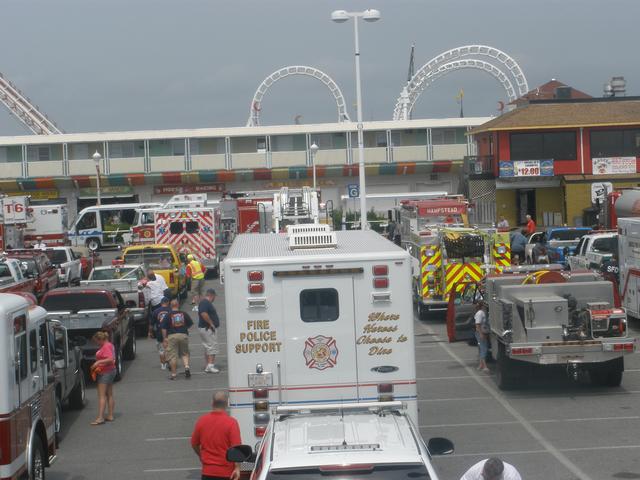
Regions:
[[198, 289, 220, 374], [186, 253, 206, 305]]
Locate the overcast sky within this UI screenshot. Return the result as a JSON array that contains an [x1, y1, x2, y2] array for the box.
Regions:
[[1, 0, 638, 136]]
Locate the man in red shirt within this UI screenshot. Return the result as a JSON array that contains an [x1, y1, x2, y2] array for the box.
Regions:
[[191, 391, 242, 480], [525, 214, 537, 235]]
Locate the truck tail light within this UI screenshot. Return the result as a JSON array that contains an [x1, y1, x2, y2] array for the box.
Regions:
[[253, 386, 270, 437], [253, 388, 269, 399], [373, 265, 388, 276], [248, 270, 264, 281], [373, 277, 389, 289], [138, 291, 146, 308], [59, 267, 65, 274], [377, 383, 394, 402], [249, 283, 264, 294], [613, 343, 635, 352], [511, 347, 534, 355], [255, 426, 267, 437]]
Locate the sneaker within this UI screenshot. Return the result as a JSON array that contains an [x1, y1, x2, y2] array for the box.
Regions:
[[205, 365, 220, 374], [160, 363, 167, 370], [481, 367, 491, 374], [185, 368, 191, 379]]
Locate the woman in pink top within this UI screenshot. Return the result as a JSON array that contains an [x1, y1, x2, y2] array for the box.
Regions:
[[91, 331, 117, 425]]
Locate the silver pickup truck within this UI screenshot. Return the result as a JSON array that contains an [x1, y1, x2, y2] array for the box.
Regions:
[[568, 232, 618, 271], [81, 264, 148, 335]]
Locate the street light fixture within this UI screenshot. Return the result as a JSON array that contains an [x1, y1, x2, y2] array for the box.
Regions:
[[331, 8, 381, 230], [92, 151, 102, 206], [310, 142, 319, 191]]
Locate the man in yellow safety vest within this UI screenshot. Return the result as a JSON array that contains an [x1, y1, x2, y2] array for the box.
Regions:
[[186, 254, 206, 304]]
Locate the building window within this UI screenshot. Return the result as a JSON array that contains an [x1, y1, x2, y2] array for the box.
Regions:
[[591, 129, 640, 157], [432, 129, 458, 145], [300, 288, 339, 322], [510, 132, 576, 160], [27, 145, 51, 162]]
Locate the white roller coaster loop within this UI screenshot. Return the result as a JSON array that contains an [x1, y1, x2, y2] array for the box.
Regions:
[[247, 66, 351, 127], [393, 45, 529, 120]]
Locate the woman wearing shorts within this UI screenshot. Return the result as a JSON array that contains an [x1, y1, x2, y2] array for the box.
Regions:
[[90, 331, 117, 425]]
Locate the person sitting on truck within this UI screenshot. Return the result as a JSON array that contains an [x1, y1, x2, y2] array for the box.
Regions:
[[186, 253, 206, 305], [461, 457, 522, 480], [474, 303, 490, 373], [150, 297, 171, 370], [90, 331, 116, 425], [191, 391, 242, 480], [162, 299, 194, 380]]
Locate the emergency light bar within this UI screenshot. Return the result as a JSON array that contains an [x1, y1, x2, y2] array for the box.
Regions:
[[275, 401, 405, 417], [273, 267, 363, 277]]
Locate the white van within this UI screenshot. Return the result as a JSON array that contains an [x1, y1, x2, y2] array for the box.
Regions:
[[223, 226, 417, 443], [68, 202, 161, 250]]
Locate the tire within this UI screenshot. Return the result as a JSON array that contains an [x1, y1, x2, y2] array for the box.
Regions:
[[417, 303, 426, 320], [86, 238, 101, 252], [114, 347, 123, 381], [29, 436, 45, 480], [68, 373, 86, 410], [590, 358, 624, 387], [496, 343, 518, 390], [123, 331, 136, 361], [54, 396, 62, 438]]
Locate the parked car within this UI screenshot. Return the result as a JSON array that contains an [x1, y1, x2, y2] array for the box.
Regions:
[[7, 249, 59, 298], [45, 247, 82, 286], [41, 287, 136, 380], [81, 264, 148, 335], [119, 244, 187, 298], [526, 227, 591, 265], [568, 232, 618, 270], [0, 257, 36, 295]]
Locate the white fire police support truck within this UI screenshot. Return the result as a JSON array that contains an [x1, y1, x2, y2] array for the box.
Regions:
[[223, 226, 417, 443]]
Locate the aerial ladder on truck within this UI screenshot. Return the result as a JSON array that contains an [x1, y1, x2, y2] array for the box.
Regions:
[[272, 187, 320, 232]]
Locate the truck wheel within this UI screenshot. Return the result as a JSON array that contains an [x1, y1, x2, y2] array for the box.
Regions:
[[123, 332, 136, 361], [86, 238, 101, 251], [69, 373, 86, 410], [496, 344, 518, 390], [114, 348, 123, 381], [417, 303, 426, 320], [30, 436, 45, 480]]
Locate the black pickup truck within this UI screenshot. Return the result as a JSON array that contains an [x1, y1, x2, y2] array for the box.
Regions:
[[41, 287, 136, 380]]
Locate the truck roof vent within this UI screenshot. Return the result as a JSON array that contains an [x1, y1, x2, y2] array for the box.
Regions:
[[286, 224, 331, 235], [289, 231, 337, 249]]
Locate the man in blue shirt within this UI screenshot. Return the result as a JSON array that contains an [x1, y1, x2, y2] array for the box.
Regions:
[[198, 289, 221, 374], [149, 296, 171, 370], [161, 299, 194, 380], [510, 229, 528, 264]]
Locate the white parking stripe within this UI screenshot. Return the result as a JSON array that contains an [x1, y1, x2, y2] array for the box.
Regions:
[[154, 409, 209, 416], [416, 322, 594, 480], [144, 467, 200, 473], [436, 443, 640, 459], [419, 415, 640, 428]]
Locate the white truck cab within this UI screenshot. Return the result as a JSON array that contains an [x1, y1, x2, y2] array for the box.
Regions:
[[228, 402, 453, 480], [568, 232, 618, 271], [223, 226, 417, 444]]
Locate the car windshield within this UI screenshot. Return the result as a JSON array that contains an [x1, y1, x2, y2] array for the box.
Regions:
[[90, 267, 137, 280], [45, 249, 67, 265], [266, 464, 430, 479], [123, 249, 175, 269], [548, 230, 590, 242], [42, 293, 114, 312], [592, 237, 618, 254]]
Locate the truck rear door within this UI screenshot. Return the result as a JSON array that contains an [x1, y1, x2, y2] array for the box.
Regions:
[[281, 275, 358, 403]]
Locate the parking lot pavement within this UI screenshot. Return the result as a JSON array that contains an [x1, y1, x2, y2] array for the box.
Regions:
[[49, 259, 640, 479]]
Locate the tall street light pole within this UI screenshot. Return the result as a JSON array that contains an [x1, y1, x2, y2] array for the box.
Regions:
[[331, 8, 380, 230], [92, 151, 102, 206], [310, 142, 319, 191]]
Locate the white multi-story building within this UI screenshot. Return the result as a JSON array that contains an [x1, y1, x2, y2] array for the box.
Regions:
[[0, 117, 489, 218]]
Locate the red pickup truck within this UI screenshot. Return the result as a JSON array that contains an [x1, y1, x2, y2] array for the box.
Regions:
[[0, 257, 36, 295], [7, 249, 59, 298]]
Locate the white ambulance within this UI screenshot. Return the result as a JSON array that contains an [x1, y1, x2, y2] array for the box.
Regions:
[[0, 294, 58, 480], [154, 207, 220, 274], [223, 225, 417, 443]]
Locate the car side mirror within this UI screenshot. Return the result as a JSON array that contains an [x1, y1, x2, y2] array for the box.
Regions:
[[226, 445, 254, 463], [427, 437, 454, 456]]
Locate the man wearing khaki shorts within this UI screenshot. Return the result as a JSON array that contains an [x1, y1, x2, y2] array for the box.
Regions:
[[198, 289, 220, 373], [161, 299, 194, 380]]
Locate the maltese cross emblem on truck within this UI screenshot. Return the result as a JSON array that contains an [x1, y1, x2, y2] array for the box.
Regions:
[[304, 335, 339, 370]]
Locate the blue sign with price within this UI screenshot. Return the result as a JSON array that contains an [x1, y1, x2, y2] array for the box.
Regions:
[[347, 184, 360, 198]]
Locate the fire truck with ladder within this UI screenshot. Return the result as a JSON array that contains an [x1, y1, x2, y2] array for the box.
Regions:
[[0, 293, 59, 480], [398, 197, 510, 318], [0, 196, 31, 252]]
